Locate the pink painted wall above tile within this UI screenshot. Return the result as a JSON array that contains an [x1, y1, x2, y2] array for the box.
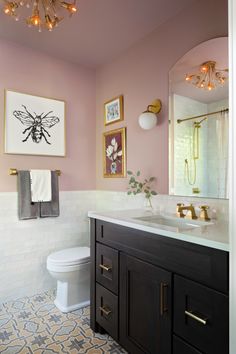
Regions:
[[95, 0, 228, 193], [0, 39, 96, 192]]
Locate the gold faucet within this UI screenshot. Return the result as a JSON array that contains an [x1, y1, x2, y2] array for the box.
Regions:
[[199, 205, 211, 221], [176, 203, 197, 220]]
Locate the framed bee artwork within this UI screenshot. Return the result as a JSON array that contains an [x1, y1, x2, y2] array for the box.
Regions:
[[103, 127, 126, 178], [104, 95, 124, 126], [4, 90, 66, 156]]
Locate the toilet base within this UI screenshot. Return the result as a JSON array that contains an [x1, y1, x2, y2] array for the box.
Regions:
[[53, 263, 90, 313], [54, 299, 90, 313]]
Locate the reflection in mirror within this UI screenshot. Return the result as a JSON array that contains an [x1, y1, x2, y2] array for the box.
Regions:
[[169, 37, 228, 199]]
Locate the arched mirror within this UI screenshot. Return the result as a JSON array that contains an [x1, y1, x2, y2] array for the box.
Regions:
[[169, 37, 228, 199]]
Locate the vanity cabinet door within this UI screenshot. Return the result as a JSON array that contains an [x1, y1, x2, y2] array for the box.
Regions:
[[119, 253, 172, 354], [174, 275, 229, 354], [173, 335, 203, 354]]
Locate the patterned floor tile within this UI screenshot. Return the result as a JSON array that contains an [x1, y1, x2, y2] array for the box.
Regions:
[[0, 291, 127, 353]]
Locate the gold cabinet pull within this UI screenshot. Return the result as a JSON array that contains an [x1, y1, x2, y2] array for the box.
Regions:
[[99, 264, 112, 272], [99, 306, 112, 316], [185, 310, 207, 325], [160, 282, 168, 316]]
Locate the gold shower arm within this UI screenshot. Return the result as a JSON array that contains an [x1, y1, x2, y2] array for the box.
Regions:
[[177, 108, 229, 124], [9, 168, 61, 176]]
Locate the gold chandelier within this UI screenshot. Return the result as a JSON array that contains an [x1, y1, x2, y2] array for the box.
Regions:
[[185, 61, 228, 91], [3, 0, 77, 31]]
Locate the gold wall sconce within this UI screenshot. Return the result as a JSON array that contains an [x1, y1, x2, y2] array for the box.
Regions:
[[138, 99, 162, 130]]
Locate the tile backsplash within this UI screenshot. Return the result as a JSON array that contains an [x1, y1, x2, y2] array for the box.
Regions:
[[0, 190, 228, 303], [95, 191, 229, 222]]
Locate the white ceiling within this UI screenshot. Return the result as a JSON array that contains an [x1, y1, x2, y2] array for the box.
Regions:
[[0, 0, 196, 68], [169, 37, 228, 104]]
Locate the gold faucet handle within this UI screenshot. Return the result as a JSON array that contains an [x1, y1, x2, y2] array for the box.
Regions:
[[199, 205, 211, 221], [176, 203, 184, 209], [176, 203, 185, 218], [200, 205, 209, 210]]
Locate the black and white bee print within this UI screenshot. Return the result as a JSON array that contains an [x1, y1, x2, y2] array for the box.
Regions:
[[13, 105, 60, 145]]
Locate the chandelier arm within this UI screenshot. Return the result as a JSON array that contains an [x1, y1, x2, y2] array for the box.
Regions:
[[51, 0, 58, 16]]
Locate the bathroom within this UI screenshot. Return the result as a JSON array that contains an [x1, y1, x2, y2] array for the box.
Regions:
[[0, 0, 235, 353]]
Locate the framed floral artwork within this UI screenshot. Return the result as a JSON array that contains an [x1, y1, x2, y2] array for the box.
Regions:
[[4, 90, 66, 156], [104, 95, 124, 126], [103, 127, 126, 178]]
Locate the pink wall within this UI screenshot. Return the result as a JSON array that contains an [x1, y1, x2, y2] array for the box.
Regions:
[[95, 0, 228, 193], [0, 39, 96, 192]]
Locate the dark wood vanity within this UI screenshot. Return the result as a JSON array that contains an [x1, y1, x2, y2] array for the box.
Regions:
[[90, 218, 229, 354]]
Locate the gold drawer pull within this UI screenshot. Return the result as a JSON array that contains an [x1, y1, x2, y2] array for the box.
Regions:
[[99, 264, 112, 272], [160, 282, 168, 316], [99, 306, 112, 316], [185, 310, 208, 325]]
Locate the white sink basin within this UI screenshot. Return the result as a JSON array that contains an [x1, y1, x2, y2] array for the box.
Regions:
[[133, 214, 214, 232]]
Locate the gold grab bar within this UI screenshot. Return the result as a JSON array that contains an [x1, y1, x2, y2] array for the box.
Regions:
[[9, 168, 61, 176]]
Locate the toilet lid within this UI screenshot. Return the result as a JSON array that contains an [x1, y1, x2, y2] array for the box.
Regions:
[[47, 247, 90, 266]]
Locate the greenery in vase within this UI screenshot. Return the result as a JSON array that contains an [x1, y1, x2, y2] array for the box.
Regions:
[[127, 170, 158, 208]]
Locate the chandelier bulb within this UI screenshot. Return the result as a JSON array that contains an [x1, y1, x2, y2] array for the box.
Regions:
[[3, 2, 18, 16], [61, 1, 77, 13], [4, 7, 10, 14], [201, 66, 208, 73], [207, 83, 213, 91]]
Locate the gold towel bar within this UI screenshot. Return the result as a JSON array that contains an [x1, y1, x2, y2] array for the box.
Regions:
[[9, 168, 61, 176]]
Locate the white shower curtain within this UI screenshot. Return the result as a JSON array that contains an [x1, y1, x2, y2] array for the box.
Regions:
[[216, 110, 229, 198]]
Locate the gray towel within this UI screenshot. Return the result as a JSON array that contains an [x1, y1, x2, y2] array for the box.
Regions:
[[18, 171, 39, 220], [40, 171, 60, 218]]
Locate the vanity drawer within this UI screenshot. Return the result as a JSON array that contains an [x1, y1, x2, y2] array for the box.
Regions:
[[96, 243, 118, 294], [95, 220, 228, 293], [173, 336, 203, 354], [96, 283, 118, 340], [174, 275, 229, 354]]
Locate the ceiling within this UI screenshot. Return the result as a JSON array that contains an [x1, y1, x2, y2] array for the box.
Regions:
[[0, 0, 196, 68], [169, 37, 228, 104]]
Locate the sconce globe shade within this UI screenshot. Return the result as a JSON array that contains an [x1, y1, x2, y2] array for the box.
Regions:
[[138, 112, 157, 130]]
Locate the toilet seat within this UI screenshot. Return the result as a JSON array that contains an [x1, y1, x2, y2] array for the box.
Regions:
[[47, 247, 90, 272]]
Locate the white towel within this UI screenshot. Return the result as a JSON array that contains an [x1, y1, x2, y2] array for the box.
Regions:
[[30, 170, 52, 202]]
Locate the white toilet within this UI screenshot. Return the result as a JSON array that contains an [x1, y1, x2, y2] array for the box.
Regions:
[[47, 247, 90, 313]]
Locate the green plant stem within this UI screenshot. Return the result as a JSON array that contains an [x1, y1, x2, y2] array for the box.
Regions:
[[148, 197, 153, 209]]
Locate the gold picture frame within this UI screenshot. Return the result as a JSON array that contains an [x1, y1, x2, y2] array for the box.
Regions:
[[4, 89, 66, 157], [103, 127, 126, 178], [104, 95, 124, 126]]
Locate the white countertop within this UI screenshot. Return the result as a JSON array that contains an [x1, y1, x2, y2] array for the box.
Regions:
[[88, 209, 229, 252]]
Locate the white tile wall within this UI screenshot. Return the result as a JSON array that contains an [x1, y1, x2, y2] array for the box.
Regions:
[[0, 190, 228, 303], [171, 94, 229, 198], [0, 191, 96, 303]]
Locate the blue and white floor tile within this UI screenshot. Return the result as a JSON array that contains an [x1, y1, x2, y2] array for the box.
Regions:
[[0, 291, 127, 353]]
